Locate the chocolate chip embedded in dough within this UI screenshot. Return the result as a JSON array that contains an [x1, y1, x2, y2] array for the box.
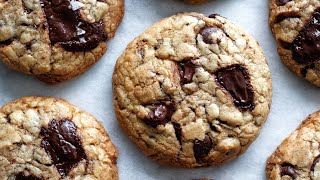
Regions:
[[215, 64, 254, 111], [172, 123, 182, 144], [280, 163, 298, 179], [276, 0, 292, 6], [292, 9, 320, 64], [143, 102, 175, 128], [178, 61, 196, 84], [40, 119, 86, 177], [193, 134, 213, 161], [199, 26, 222, 44], [40, 0, 108, 51], [15, 172, 41, 180]]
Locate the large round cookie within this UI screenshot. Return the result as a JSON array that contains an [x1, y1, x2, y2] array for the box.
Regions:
[[0, 0, 124, 84], [266, 111, 320, 180], [269, 0, 320, 86], [113, 12, 272, 167], [0, 96, 118, 179]]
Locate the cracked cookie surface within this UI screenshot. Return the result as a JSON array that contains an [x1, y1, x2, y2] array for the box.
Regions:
[[266, 111, 320, 180], [0, 0, 124, 84], [0, 96, 118, 179], [269, 0, 320, 86], [112, 12, 272, 167]]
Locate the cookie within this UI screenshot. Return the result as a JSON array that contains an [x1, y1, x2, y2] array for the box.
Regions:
[[0, 0, 124, 84], [112, 12, 272, 167], [269, 0, 320, 86], [184, 0, 207, 4], [0, 96, 118, 179], [266, 111, 320, 180]]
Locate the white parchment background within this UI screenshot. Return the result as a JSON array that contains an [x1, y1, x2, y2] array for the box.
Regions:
[[0, 0, 319, 179]]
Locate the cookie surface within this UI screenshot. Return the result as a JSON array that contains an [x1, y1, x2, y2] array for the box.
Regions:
[[0, 96, 118, 179], [266, 111, 320, 180], [269, 0, 320, 86], [113, 12, 272, 167], [0, 0, 124, 83]]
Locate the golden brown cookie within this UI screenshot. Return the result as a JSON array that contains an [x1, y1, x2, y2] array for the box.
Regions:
[[0, 0, 124, 84], [0, 96, 118, 179], [113, 12, 272, 168], [266, 111, 320, 180], [269, 0, 320, 86]]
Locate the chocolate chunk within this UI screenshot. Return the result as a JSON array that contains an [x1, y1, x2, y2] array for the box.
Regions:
[[279, 39, 292, 50], [172, 123, 182, 144], [280, 163, 298, 179], [311, 155, 320, 172], [143, 102, 174, 127], [208, 14, 219, 18], [178, 61, 196, 84], [215, 64, 254, 111], [40, 0, 107, 51], [301, 63, 315, 77], [193, 134, 213, 161], [15, 173, 41, 180], [274, 14, 300, 24], [0, 39, 13, 46], [40, 119, 86, 177], [200, 26, 222, 44], [292, 9, 320, 64], [276, 0, 292, 6]]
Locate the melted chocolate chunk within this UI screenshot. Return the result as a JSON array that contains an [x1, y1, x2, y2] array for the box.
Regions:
[[40, 119, 86, 177], [311, 155, 320, 172], [215, 64, 254, 111], [41, 0, 107, 51], [193, 134, 213, 161], [15, 173, 41, 180], [280, 163, 298, 179], [143, 102, 174, 128], [276, 0, 292, 6], [172, 123, 182, 144], [292, 9, 320, 64], [200, 26, 221, 44], [178, 61, 196, 84]]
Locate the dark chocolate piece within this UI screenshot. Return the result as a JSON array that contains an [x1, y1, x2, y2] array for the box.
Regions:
[[143, 102, 174, 127], [292, 9, 320, 64], [40, 119, 86, 177], [200, 26, 222, 44], [172, 123, 182, 144], [311, 155, 320, 172], [215, 64, 254, 111], [40, 0, 107, 51], [178, 61, 196, 84], [193, 134, 213, 161], [15, 172, 41, 180], [276, 0, 292, 6], [0, 39, 13, 46], [280, 163, 298, 179]]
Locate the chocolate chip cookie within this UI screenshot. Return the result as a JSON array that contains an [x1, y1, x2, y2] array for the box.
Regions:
[[269, 0, 320, 86], [0, 0, 124, 84], [113, 12, 272, 167], [0, 96, 118, 179], [266, 111, 320, 180]]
